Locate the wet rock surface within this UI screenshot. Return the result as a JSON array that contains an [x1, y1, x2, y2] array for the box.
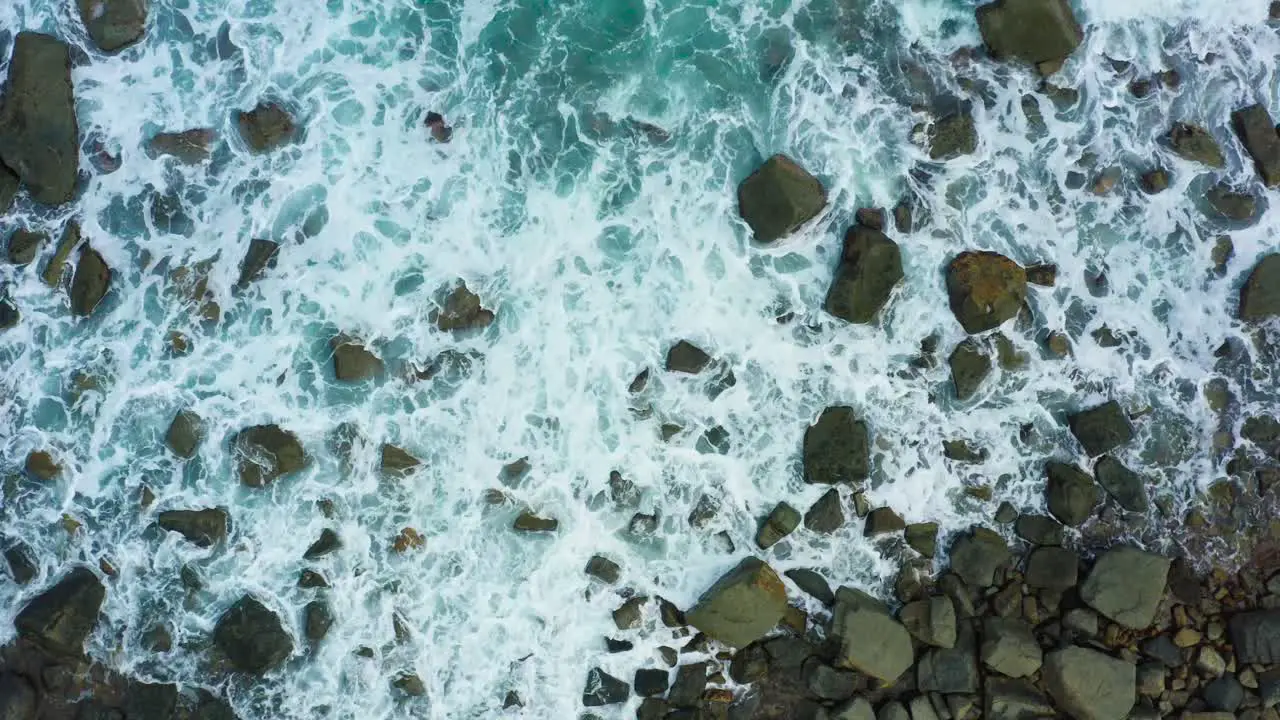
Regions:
[[0, 33, 79, 206], [737, 154, 828, 244]]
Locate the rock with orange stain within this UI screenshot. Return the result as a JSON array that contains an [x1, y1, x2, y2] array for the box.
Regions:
[[946, 251, 1028, 334], [685, 557, 787, 648], [392, 527, 424, 553]]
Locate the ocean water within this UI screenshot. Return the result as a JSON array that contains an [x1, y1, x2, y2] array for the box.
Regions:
[[0, 0, 1277, 717]]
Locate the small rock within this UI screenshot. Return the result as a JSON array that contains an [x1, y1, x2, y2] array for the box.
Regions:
[[1043, 646, 1136, 720], [929, 110, 978, 160], [804, 489, 845, 534], [1064, 608, 1100, 637], [1240, 254, 1280, 322], [304, 529, 341, 560], [147, 129, 216, 164], [1229, 610, 1280, 664], [758, 502, 801, 549], [237, 102, 296, 153], [856, 207, 886, 230], [1093, 456, 1149, 512], [4, 543, 37, 585], [804, 406, 870, 484], [213, 595, 293, 674], [585, 555, 620, 584], [1166, 123, 1225, 168], [1069, 401, 1134, 457], [785, 568, 835, 606], [949, 339, 992, 401], [806, 663, 858, 701], [864, 507, 905, 537], [825, 225, 904, 324], [304, 599, 333, 643], [943, 440, 988, 463], [1079, 546, 1171, 630], [982, 617, 1042, 678], [70, 245, 112, 317], [0, 33, 79, 205], [25, 450, 61, 481], [1196, 646, 1227, 677], [332, 336, 383, 381], [994, 502, 1018, 524], [234, 424, 306, 487], [736, 154, 828, 244], [393, 673, 425, 696], [1204, 674, 1245, 712], [7, 229, 45, 265], [634, 668, 669, 697], [1045, 461, 1097, 527], [298, 570, 328, 588], [434, 281, 495, 332], [917, 628, 980, 693]]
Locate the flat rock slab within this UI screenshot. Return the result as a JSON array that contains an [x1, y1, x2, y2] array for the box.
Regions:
[[213, 595, 294, 674], [0, 33, 80, 206], [70, 245, 112, 317], [1229, 610, 1280, 664], [836, 606, 914, 683], [1241, 254, 1280, 322], [77, 0, 148, 52], [1232, 104, 1280, 187], [976, 0, 1083, 67], [685, 557, 788, 648], [737, 154, 827, 244], [1043, 646, 1135, 720]]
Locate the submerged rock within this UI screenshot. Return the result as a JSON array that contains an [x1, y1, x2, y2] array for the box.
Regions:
[[0, 33, 79, 205], [25, 450, 60, 480], [949, 339, 992, 402], [236, 238, 279, 288], [233, 424, 306, 487], [434, 281, 495, 332], [77, 0, 148, 52], [736, 154, 827, 244], [1080, 546, 1170, 630], [946, 251, 1028, 334], [1043, 646, 1136, 720], [15, 566, 105, 657], [929, 110, 978, 160], [213, 595, 294, 674], [1240, 254, 1280, 322], [1233, 104, 1280, 186], [1045, 461, 1096, 527], [165, 409, 203, 459], [147, 129, 216, 164], [332, 336, 383, 381], [157, 508, 229, 547], [236, 102, 296, 153], [803, 406, 870, 484], [685, 557, 787, 648], [1069, 401, 1134, 457], [824, 225, 903, 324], [380, 443, 421, 476], [70, 245, 112, 317], [1206, 183, 1258, 221], [1166, 123, 1225, 168], [976, 0, 1083, 69], [304, 599, 333, 643]]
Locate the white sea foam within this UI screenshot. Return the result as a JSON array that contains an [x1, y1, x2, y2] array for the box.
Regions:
[[0, 0, 1278, 717]]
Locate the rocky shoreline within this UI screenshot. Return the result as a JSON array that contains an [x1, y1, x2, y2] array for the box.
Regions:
[[3, 0, 1280, 718]]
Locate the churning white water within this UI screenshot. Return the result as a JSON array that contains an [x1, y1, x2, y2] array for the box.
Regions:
[[0, 0, 1277, 717]]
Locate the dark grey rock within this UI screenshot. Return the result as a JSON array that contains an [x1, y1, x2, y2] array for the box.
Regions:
[[303, 599, 333, 643], [786, 569, 834, 606], [878, 700, 911, 720], [582, 667, 629, 706], [981, 617, 1042, 678], [1207, 183, 1258, 222], [165, 409, 203, 459], [1233, 104, 1280, 186], [930, 110, 978, 160], [948, 527, 1011, 588], [123, 682, 178, 720], [4, 542, 37, 585], [806, 663, 857, 701], [234, 424, 306, 487], [7, 229, 44, 265], [804, 406, 870, 484], [900, 595, 957, 648], [1241, 254, 1280, 322], [213, 595, 294, 674], [76, 0, 147, 52], [666, 340, 712, 374], [303, 529, 341, 560], [70, 245, 112, 317], [984, 676, 1055, 720], [0, 672, 37, 720], [668, 661, 707, 707], [943, 439, 988, 463], [1045, 461, 1097, 527], [758, 502, 802, 548], [1014, 514, 1063, 545], [1229, 610, 1280, 664], [1024, 546, 1078, 590], [829, 697, 876, 720], [804, 488, 844, 533], [1093, 456, 1148, 512], [1043, 646, 1136, 720], [1079, 546, 1170, 630], [1258, 666, 1280, 707], [825, 225, 903, 324], [905, 522, 938, 558], [236, 238, 280, 288], [15, 566, 105, 656], [917, 626, 979, 694], [0, 33, 79, 205], [864, 507, 905, 537], [634, 668, 669, 697], [685, 557, 787, 648], [1139, 634, 1183, 667], [1203, 674, 1244, 712], [156, 508, 228, 547], [909, 695, 941, 720], [1068, 401, 1134, 457], [434, 281, 495, 332], [147, 129, 215, 163], [949, 339, 992, 401], [1166, 123, 1225, 168], [976, 0, 1083, 67], [737, 154, 827, 244]]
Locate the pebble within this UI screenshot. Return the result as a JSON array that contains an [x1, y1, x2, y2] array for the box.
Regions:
[[1197, 646, 1227, 677], [1174, 628, 1202, 647]]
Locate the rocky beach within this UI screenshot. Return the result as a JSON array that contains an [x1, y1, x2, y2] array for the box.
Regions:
[[2, 0, 1280, 718]]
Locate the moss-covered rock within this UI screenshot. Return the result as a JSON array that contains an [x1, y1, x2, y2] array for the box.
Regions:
[[946, 251, 1028, 334], [976, 0, 1083, 68], [803, 406, 870, 485], [147, 129, 216, 164], [433, 281, 495, 332], [1068, 401, 1134, 457], [7, 229, 45, 265], [930, 110, 978, 160], [1241, 254, 1280, 322], [736, 154, 827, 244], [157, 508, 229, 547], [1233, 104, 1280, 187], [76, 0, 148, 52], [380, 443, 421, 477], [1165, 123, 1225, 168], [757, 502, 801, 548], [1206, 183, 1258, 222], [332, 335, 383, 381]]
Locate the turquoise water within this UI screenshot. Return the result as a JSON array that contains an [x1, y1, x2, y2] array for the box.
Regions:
[[1, 0, 1278, 717]]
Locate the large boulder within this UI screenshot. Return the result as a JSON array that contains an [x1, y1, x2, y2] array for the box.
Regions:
[[236, 102, 296, 153], [332, 336, 383, 381], [948, 527, 1010, 588], [213, 595, 294, 674], [836, 606, 914, 683], [157, 508, 229, 547], [803, 406, 869, 485], [0, 33, 79, 206], [70, 245, 112, 317], [0, 673, 37, 720], [824, 225, 903, 324], [917, 624, 979, 693], [949, 339, 991, 401], [1229, 610, 1280, 664], [1069, 401, 1134, 456], [14, 566, 105, 656], [583, 667, 630, 706], [1206, 183, 1258, 222], [1232, 105, 1280, 187], [737, 154, 827, 244], [165, 409, 203, 458], [1092, 456, 1148, 512], [1241, 254, 1280, 322], [685, 557, 788, 647], [1043, 646, 1136, 720], [1165, 123, 1225, 168], [1045, 461, 1096, 527], [976, 0, 1083, 69], [946, 252, 1027, 334], [981, 617, 1042, 678], [233, 424, 306, 487], [147, 129, 216, 164], [76, 0, 148, 52]]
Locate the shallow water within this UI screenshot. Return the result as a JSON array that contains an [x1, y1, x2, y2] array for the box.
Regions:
[[0, 0, 1278, 717]]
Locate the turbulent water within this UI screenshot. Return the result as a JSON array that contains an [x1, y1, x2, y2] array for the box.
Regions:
[[1, 0, 1278, 717]]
